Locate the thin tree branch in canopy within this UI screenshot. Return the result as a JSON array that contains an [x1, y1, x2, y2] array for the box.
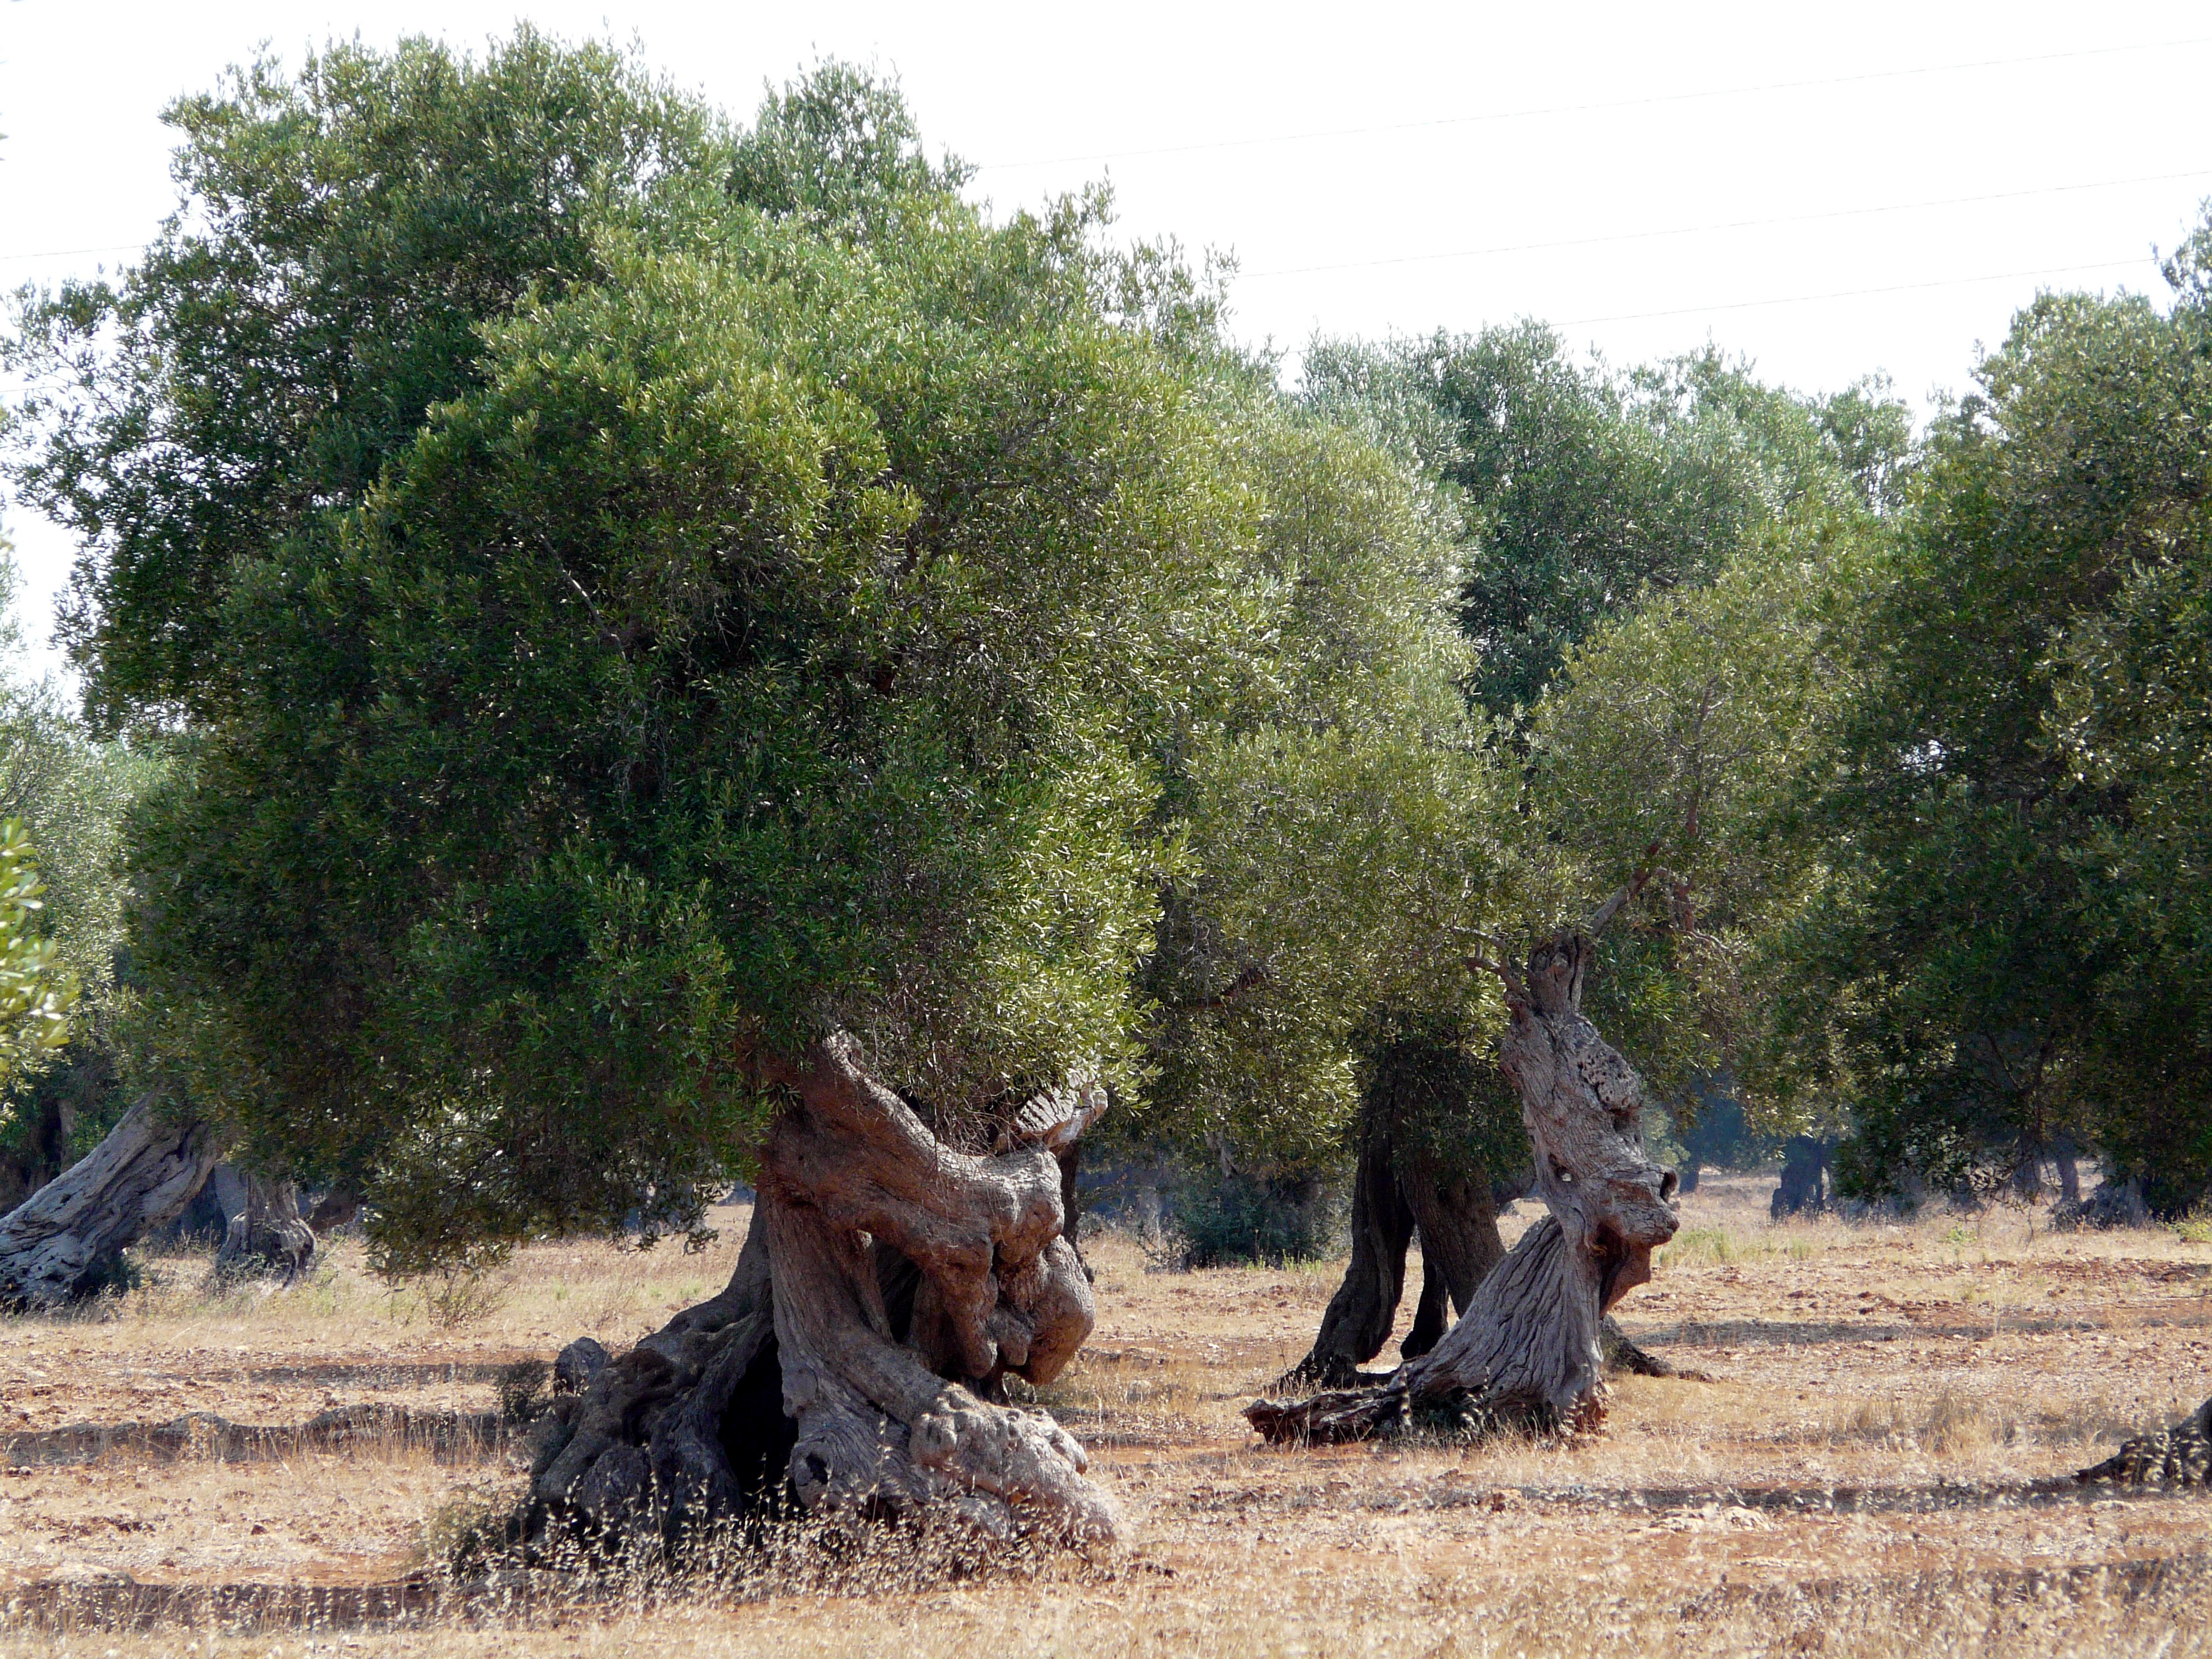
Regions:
[[1584, 839, 1664, 939]]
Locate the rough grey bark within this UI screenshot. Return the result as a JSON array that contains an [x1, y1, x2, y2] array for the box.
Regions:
[[0, 1100, 221, 1308], [215, 1175, 316, 1281], [1247, 927, 1679, 1444], [1288, 1106, 1414, 1387], [1285, 1086, 1504, 1387], [1055, 1141, 1093, 1283], [173, 1164, 250, 1244], [307, 1185, 364, 1232], [1402, 1160, 1505, 1360], [528, 1033, 1114, 1550]]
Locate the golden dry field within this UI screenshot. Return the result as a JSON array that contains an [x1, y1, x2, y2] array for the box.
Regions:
[[3, 1172, 2211, 1657]]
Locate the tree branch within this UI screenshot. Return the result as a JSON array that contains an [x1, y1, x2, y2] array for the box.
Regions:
[[1465, 951, 1529, 1010], [1586, 839, 1664, 938]]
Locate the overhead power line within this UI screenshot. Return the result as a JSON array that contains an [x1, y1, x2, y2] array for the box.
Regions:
[[12, 166, 2200, 277], [1554, 256, 2153, 329], [972, 35, 2212, 174], [1238, 167, 2212, 281], [0, 240, 146, 267]]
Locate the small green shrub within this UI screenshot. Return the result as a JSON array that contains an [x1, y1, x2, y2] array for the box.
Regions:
[[2172, 1205, 2212, 1245], [1166, 1169, 1335, 1269]]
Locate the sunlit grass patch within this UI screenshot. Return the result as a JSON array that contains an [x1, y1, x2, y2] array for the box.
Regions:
[[1657, 1225, 1740, 1269], [1825, 1388, 2024, 1455]]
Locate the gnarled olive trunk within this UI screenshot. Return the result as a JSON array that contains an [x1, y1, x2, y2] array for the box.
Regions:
[[1285, 1053, 1505, 1388], [1770, 1135, 1830, 1219], [528, 1033, 1115, 1549], [1247, 930, 1678, 1443], [0, 1099, 222, 1309], [215, 1174, 317, 1281]]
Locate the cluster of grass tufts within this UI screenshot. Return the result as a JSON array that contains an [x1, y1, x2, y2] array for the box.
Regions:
[[1828, 1389, 2025, 1455]]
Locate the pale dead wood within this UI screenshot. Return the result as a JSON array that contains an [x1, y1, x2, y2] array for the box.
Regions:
[[0, 1099, 221, 1309]]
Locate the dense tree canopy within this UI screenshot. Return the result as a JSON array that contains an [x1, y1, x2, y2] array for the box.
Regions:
[[1528, 510, 1880, 1114], [7, 39, 1510, 1267], [8, 26, 2212, 1269], [9, 31, 730, 727], [1304, 326, 1908, 719], [0, 535, 165, 1203], [1753, 232, 2212, 1210], [1297, 327, 1905, 1159]]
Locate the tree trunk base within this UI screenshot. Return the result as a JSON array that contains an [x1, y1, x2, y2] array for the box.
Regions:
[[0, 1100, 220, 1309], [1281, 1039, 1506, 1390], [1250, 929, 1679, 1454], [215, 1178, 315, 1282], [1599, 1316, 1712, 1379], [520, 1036, 1117, 1558], [2078, 1397, 2212, 1486], [1252, 1214, 1612, 1445]]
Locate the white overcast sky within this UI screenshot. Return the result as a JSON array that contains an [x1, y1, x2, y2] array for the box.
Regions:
[[5, 0, 2211, 683]]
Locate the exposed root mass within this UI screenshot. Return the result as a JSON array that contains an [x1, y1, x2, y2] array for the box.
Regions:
[[2078, 1395, 2212, 1486]]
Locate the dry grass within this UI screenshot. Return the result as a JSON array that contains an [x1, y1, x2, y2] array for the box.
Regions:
[[3, 1173, 2211, 1655]]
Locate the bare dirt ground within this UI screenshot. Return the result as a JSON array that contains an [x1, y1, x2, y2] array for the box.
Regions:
[[3, 1171, 2211, 1656]]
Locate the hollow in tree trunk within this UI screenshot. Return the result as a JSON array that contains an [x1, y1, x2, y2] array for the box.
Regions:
[[0, 1098, 222, 1309], [1246, 929, 1679, 1444], [1284, 1037, 1506, 1388], [526, 1033, 1116, 1549]]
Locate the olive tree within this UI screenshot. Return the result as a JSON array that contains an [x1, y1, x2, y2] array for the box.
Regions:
[[1256, 330, 1899, 1386], [5, 37, 1526, 1543]]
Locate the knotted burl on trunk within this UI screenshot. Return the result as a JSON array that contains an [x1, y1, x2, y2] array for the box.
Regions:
[[524, 1033, 1116, 1550], [1246, 925, 1680, 1443]]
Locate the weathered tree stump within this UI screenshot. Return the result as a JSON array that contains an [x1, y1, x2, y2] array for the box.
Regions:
[[1246, 927, 1679, 1444], [0, 1100, 222, 1308], [215, 1176, 317, 1281], [526, 1033, 1116, 1551]]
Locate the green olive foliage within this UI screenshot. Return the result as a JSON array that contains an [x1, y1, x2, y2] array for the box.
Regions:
[[1755, 232, 2212, 1209], [1302, 329, 1903, 1153], [1527, 512, 1881, 1116], [0, 822, 74, 1091], [1136, 405, 1508, 1168], [1303, 326, 1908, 719], [0, 535, 168, 1198], [7, 30, 731, 729], [8, 40, 1499, 1267]]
